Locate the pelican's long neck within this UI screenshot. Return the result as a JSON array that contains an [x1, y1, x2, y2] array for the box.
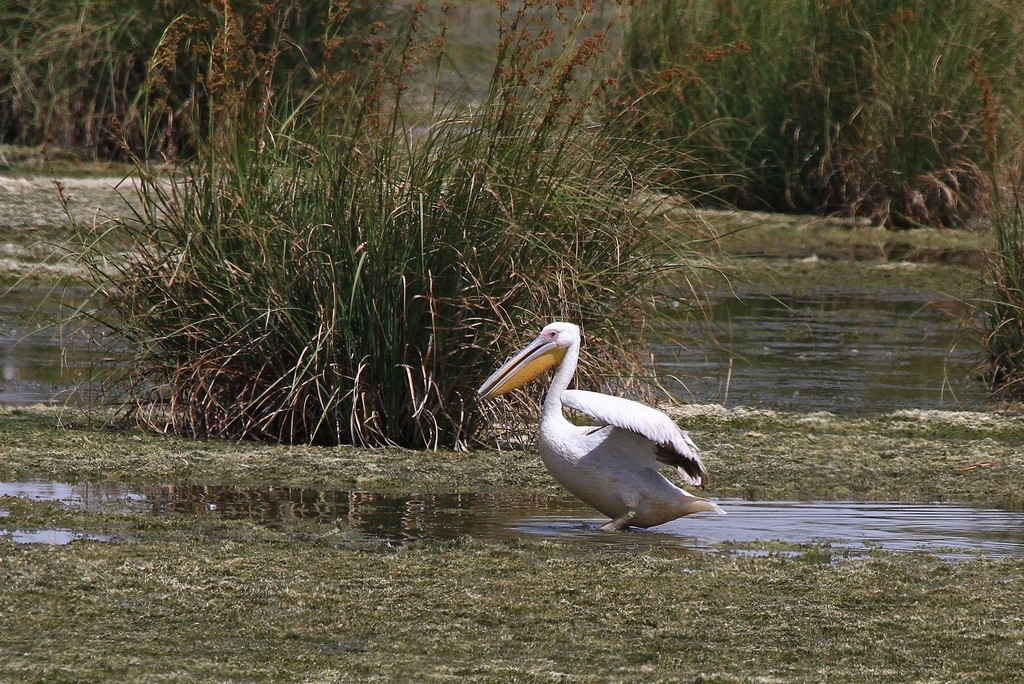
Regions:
[[542, 339, 579, 424]]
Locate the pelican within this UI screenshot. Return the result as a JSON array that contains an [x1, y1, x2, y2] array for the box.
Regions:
[[477, 321, 723, 531]]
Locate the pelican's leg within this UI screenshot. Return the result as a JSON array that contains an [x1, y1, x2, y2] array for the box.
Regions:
[[601, 510, 637, 531]]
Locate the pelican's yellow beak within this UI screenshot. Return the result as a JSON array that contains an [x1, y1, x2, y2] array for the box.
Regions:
[[477, 336, 567, 399]]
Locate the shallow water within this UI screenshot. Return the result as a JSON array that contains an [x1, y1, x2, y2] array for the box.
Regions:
[[516, 500, 1024, 560], [3, 481, 1022, 560], [0, 285, 106, 405], [657, 292, 985, 414]]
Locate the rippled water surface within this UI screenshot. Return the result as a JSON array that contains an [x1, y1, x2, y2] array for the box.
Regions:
[[0, 285, 105, 405], [657, 292, 984, 414], [1, 288, 985, 413], [3, 482, 1021, 559]]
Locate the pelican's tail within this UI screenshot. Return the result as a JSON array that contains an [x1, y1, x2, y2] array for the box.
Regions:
[[703, 499, 727, 516], [678, 490, 726, 517]]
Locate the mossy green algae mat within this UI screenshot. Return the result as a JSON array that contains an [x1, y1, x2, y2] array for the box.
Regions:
[[2, 405, 1024, 681], [2, 535, 1023, 682], [2, 405, 1021, 505]]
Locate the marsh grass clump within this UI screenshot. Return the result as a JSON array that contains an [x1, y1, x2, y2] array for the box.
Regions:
[[621, 0, 1024, 227], [76, 2, 687, 449]]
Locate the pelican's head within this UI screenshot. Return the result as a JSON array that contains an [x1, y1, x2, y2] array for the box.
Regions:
[[477, 322, 579, 399]]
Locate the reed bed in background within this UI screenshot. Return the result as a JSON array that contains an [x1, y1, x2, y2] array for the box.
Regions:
[[621, 0, 1024, 228], [0, 0, 379, 160], [0, 0, 148, 157], [73, 1, 691, 449]]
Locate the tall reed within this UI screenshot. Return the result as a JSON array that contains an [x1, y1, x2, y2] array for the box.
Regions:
[[76, 1, 688, 448], [620, 0, 1024, 227], [982, 185, 1024, 399], [976, 52, 1024, 400]]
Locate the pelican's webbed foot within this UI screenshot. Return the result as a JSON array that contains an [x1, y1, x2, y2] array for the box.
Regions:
[[601, 510, 637, 532]]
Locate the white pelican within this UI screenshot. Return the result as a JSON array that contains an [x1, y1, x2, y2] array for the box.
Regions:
[[478, 321, 723, 531]]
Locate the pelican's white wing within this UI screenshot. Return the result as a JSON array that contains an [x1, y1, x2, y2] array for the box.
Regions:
[[561, 389, 708, 487]]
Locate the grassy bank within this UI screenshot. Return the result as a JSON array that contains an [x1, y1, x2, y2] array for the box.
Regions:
[[0, 0, 383, 159], [2, 405, 1024, 682]]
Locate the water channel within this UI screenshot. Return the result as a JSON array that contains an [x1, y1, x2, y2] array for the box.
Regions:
[[0, 284, 101, 405], [656, 291, 984, 414], [0, 284, 987, 413], [2, 481, 1022, 560]]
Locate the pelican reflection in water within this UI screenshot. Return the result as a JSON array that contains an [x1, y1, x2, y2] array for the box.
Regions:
[[478, 322, 723, 531]]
